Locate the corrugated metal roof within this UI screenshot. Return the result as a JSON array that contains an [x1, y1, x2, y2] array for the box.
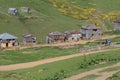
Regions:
[[0, 33, 17, 39]]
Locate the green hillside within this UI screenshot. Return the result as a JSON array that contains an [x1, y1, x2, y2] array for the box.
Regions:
[[0, 0, 120, 43]]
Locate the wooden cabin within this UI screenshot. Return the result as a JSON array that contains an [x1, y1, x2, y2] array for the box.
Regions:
[[23, 34, 36, 45], [81, 24, 102, 39], [0, 33, 19, 48], [113, 20, 120, 31], [46, 31, 65, 44], [64, 30, 82, 42]]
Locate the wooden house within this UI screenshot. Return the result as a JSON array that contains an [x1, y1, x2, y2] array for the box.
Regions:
[[64, 30, 82, 42], [81, 24, 102, 39], [46, 31, 65, 44], [113, 20, 120, 31], [23, 34, 36, 45], [0, 33, 19, 48], [20, 7, 30, 13], [8, 8, 18, 15]]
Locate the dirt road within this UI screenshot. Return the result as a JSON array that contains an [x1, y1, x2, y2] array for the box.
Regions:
[[5, 35, 119, 51], [95, 70, 119, 80], [0, 48, 118, 72], [64, 63, 120, 80]]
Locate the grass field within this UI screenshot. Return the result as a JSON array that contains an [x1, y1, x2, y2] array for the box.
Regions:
[[0, 40, 100, 65], [0, 46, 76, 65], [0, 0, 120, 42], [0, 49, 120, 80], [107, 71, 120, 80], [79, 74, 100, 80]]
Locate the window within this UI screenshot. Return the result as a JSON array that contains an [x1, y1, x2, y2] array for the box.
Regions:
[[93, 29, 97, 31]]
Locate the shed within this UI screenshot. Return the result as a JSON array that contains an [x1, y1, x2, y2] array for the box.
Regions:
[[8, 8, 18, 15], [0, 33, 19, 48], [46, 31, 65, 44], [23, 34, 36, 45], [20, 7, 30, 13], [64, 30, 82, 42], [113, 20, 120, 31], [81, 24, 102, 39]]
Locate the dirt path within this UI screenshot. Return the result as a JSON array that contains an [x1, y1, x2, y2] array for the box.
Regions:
[[5, 35, 120, 51], [64, 63, 120, 80], [0, 48, 118, 72], [38, 35, 119, 47], [95, 70, 120, 80]]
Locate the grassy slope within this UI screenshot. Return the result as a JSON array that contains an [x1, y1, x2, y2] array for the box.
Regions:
[[0, 49, 120, 80], [0, 0, 120, 43], [71, 0, 120, 12], [0, 0, 85, 43], [0, 47, 76, 65]]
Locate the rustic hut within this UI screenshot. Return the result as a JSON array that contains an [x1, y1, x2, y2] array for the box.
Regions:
[[81, 24, 102, 39], [46, 31, 64, 44], [23, 34, 36, 45], [20, 7, 30, 13], [113, 20, 120, 31], [8, 8, 18, 15], [64, 30, 82, 42], [0, 33, 19, 48]]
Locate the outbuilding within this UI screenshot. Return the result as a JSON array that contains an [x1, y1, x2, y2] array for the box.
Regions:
[[64, 30, 82, 42], [0, 33, 19, 48], [113, 20, 120, 31], [8, 8, 18, 15], [81, 24, 102, 39], [23, 34, 36, 45], [46, 31, 65, 44]]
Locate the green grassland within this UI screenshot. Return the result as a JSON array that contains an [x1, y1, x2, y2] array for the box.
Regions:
[[99, 66, 120, 73], [0, 47, 76, 65], [79, 74, 100, 80], [70, 0, 120, 12], [0, 0, 120, 43], [0, 41, 99, 65], [107, 71, 120, 80], [0, 49, 120, 80]]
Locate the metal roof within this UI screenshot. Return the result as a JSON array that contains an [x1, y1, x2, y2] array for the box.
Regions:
[[0, 33, 17, 39], [8, 8, 17, 11], [81, 24, 101, 30], [48, 31, 63, 36]]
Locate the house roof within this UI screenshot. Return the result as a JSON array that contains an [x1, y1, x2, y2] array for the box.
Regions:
[[81, 24, 101, 30], [21, 7, 30, 9], [8, 8, 17, 11], [0, 33, 17, 40], [48, 31, 63, 36], [65, 30, 81, 34], [23, 34, 36, 38]]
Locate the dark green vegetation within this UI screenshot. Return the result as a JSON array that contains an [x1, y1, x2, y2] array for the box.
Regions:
[[0, 0, 120, 42], [0, 49, 120, 80], [107, 71, 120, 80], [0, 47, 76, 65]]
